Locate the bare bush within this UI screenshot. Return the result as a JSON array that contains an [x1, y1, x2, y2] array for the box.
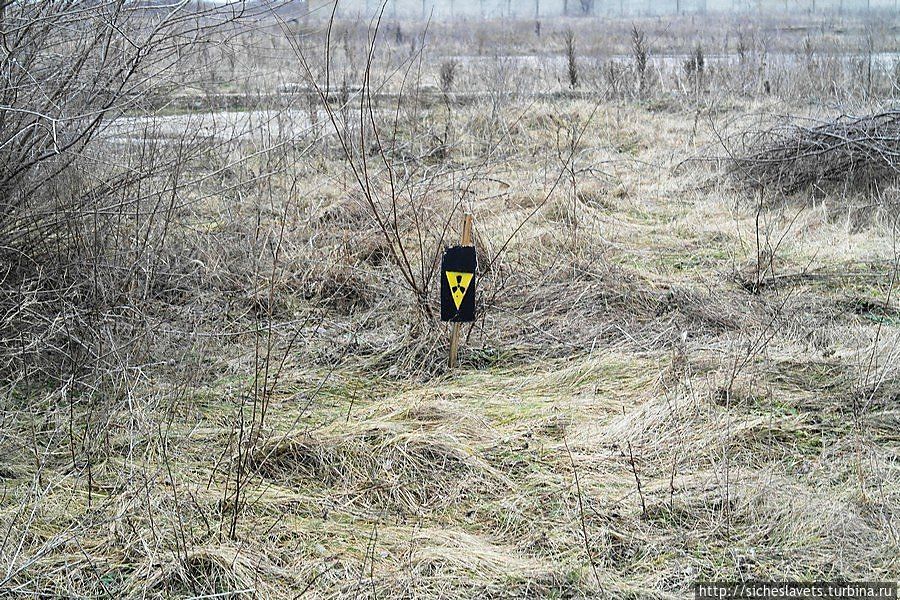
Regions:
[[440, 58, 459, 95], [0, 1, 264, 380], [0, 1, 273, 586], [683, 43, 705, 78]]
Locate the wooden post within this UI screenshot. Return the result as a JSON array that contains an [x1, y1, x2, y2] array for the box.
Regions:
[[448, 213, 474, 369]]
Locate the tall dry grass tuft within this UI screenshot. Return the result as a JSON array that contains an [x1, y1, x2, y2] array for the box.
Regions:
[[564, 29, 579, 89], [631, 24, 650, 99]]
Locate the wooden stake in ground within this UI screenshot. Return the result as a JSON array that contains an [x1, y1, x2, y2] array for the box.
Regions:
[[441, 213, 475, 369]]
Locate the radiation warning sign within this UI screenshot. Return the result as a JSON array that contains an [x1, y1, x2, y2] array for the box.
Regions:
[[441, 245, 476, 322]]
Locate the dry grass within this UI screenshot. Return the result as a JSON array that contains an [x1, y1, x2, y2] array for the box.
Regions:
[[1, 9, 900, 600]]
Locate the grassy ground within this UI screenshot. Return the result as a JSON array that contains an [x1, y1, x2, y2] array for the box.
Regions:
[[2, 11, 900, 595]]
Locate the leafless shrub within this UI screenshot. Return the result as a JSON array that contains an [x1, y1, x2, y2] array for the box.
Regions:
[[0, 0, 285, 582], [440, 58, 459, 95], [0, 0, 271, 371], [683, 43, 705, 77], [728, 110, 900, 194], [284, 13, 470, 334]]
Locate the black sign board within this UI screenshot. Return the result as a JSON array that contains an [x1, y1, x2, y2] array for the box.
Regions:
[[441, 245, 476, 322]]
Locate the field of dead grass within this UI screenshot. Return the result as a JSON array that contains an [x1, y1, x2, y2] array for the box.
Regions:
[[3, 94, 899, 597]]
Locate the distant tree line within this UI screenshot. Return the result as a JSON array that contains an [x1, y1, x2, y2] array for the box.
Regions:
[[308, 0, 897, 19]]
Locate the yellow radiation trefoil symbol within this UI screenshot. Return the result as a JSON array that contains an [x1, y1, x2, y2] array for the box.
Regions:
[[445, 271, 473, 310]]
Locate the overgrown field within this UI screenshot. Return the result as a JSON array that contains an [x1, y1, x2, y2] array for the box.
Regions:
[[1, 6, 898, 598]]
